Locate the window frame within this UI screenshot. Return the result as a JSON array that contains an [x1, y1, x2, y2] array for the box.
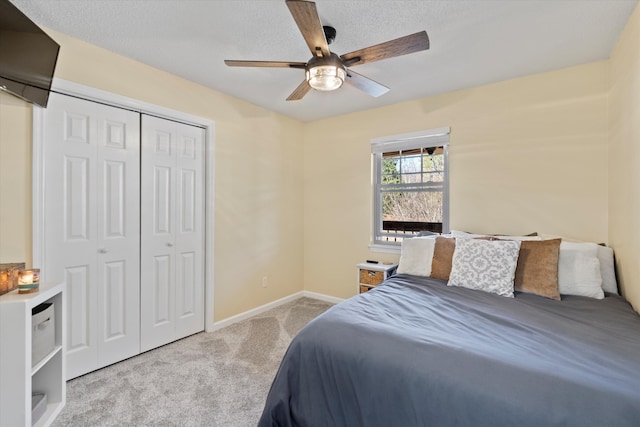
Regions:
[[370, 127, 450, 252]]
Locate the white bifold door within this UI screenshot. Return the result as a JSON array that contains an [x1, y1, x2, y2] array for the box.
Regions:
[[140, 115, 204, 353], [43, 94, 205, 379], [43, 93, 141, 380]]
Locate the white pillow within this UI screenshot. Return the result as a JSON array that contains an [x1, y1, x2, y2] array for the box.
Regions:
[[558, 242, 604, 299], [447, 238, 521, 298], [542, 235, 619, 295], [397, 236, 436, 277], [597, 245, 618, 294]]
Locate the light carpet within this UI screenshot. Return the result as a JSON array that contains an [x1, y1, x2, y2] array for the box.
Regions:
[[52, 297, 333, 426]]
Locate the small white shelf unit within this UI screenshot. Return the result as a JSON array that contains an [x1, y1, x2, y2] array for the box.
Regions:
[[0, 282, 66, 427], [357, 262, 397, 293]]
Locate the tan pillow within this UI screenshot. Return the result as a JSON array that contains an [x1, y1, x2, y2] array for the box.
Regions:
[[431, 237, 456, 280], [430, 236, 499, 281], [513, 239, 562, 300]]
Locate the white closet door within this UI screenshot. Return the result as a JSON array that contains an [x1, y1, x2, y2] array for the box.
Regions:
[[43, 93, 141, 379], [140, 115, 204, 352]]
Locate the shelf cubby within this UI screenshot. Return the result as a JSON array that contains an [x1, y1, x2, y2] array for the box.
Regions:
[[0, 282, 66, 427]]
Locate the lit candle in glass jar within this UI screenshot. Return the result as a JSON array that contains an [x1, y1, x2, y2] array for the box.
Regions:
[[18, 269, 40, 285], [17, 269, 40, 294]]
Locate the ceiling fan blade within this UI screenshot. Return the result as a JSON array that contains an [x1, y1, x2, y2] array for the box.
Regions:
[[340, 31, 429, 67], [224, 60, 307, 69], [286, 80, 312, 101], [286, 0, 331, 58], [345, 69, 389, 98]]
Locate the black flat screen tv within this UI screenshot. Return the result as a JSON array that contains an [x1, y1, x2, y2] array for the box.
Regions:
[[0, 0, 59, 108]]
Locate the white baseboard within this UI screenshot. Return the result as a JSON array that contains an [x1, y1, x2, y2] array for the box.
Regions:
[[209, 290, 345, 332], [301, 290, 345, 305]]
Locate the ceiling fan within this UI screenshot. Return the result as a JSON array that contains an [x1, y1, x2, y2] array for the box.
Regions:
[[224, 0, 430, 101]]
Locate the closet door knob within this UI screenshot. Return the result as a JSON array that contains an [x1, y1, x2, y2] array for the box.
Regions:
[[98, 248, 109, 254], [166, 242, 174, 247]]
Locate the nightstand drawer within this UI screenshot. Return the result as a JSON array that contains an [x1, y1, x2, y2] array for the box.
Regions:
[[359, 285, 374, 293], [359, 269, 384, 285]]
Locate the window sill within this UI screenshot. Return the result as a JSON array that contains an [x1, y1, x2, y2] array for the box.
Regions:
[[368, 243, 401, 254]]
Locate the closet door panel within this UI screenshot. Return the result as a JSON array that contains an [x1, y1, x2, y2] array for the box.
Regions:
[[64, 264, 97, 378], [44, 93, 140, 379], [177, 251, 196, 318], [180, 169, 196, 232], [103, 161, 125, 237], [141, 115, 204, 352], [174, 128, 204, 338], [45, 94, 99, 379], [176, 168, 196, 321], [66, 265, 91, 351], [103, 260, 126, 340], [61, 154, 96, 375], [96, 108, 141, 367], [151, 253, 173, 325], [153, 166, 172, 234], [64, 156, 91, 240], [141, 119, 178, 352]]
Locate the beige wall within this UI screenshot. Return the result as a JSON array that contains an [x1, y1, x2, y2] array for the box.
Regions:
[[0, 92, 33, 267], [0, 30, 305, 321], [609, 4, 640, 311], [304, 62, 610, 299], [2, 16, 638, 316]]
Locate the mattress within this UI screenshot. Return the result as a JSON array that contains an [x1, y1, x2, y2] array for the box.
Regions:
[[258, 275, 640, 426]]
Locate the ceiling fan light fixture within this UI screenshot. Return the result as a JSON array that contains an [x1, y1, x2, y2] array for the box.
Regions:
[[306, 65, 346, 91], [305, 53, 346, 92]]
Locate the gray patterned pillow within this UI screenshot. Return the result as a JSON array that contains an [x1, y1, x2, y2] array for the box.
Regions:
[[447, 238, 522, 297]]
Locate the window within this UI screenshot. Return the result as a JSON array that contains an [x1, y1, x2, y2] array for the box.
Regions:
[[371, 127, 450, 247]]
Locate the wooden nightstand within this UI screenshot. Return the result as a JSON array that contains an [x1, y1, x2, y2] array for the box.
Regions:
[[357, 262, 398, 293]]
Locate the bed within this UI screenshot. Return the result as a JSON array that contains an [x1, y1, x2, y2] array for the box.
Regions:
[[258, 273, 640, 426]]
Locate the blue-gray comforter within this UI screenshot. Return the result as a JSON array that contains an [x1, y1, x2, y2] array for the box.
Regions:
[[258, 275, 640, 427]]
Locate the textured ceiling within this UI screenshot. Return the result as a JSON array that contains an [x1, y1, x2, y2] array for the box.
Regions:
[[8, 0, 638, 122]]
